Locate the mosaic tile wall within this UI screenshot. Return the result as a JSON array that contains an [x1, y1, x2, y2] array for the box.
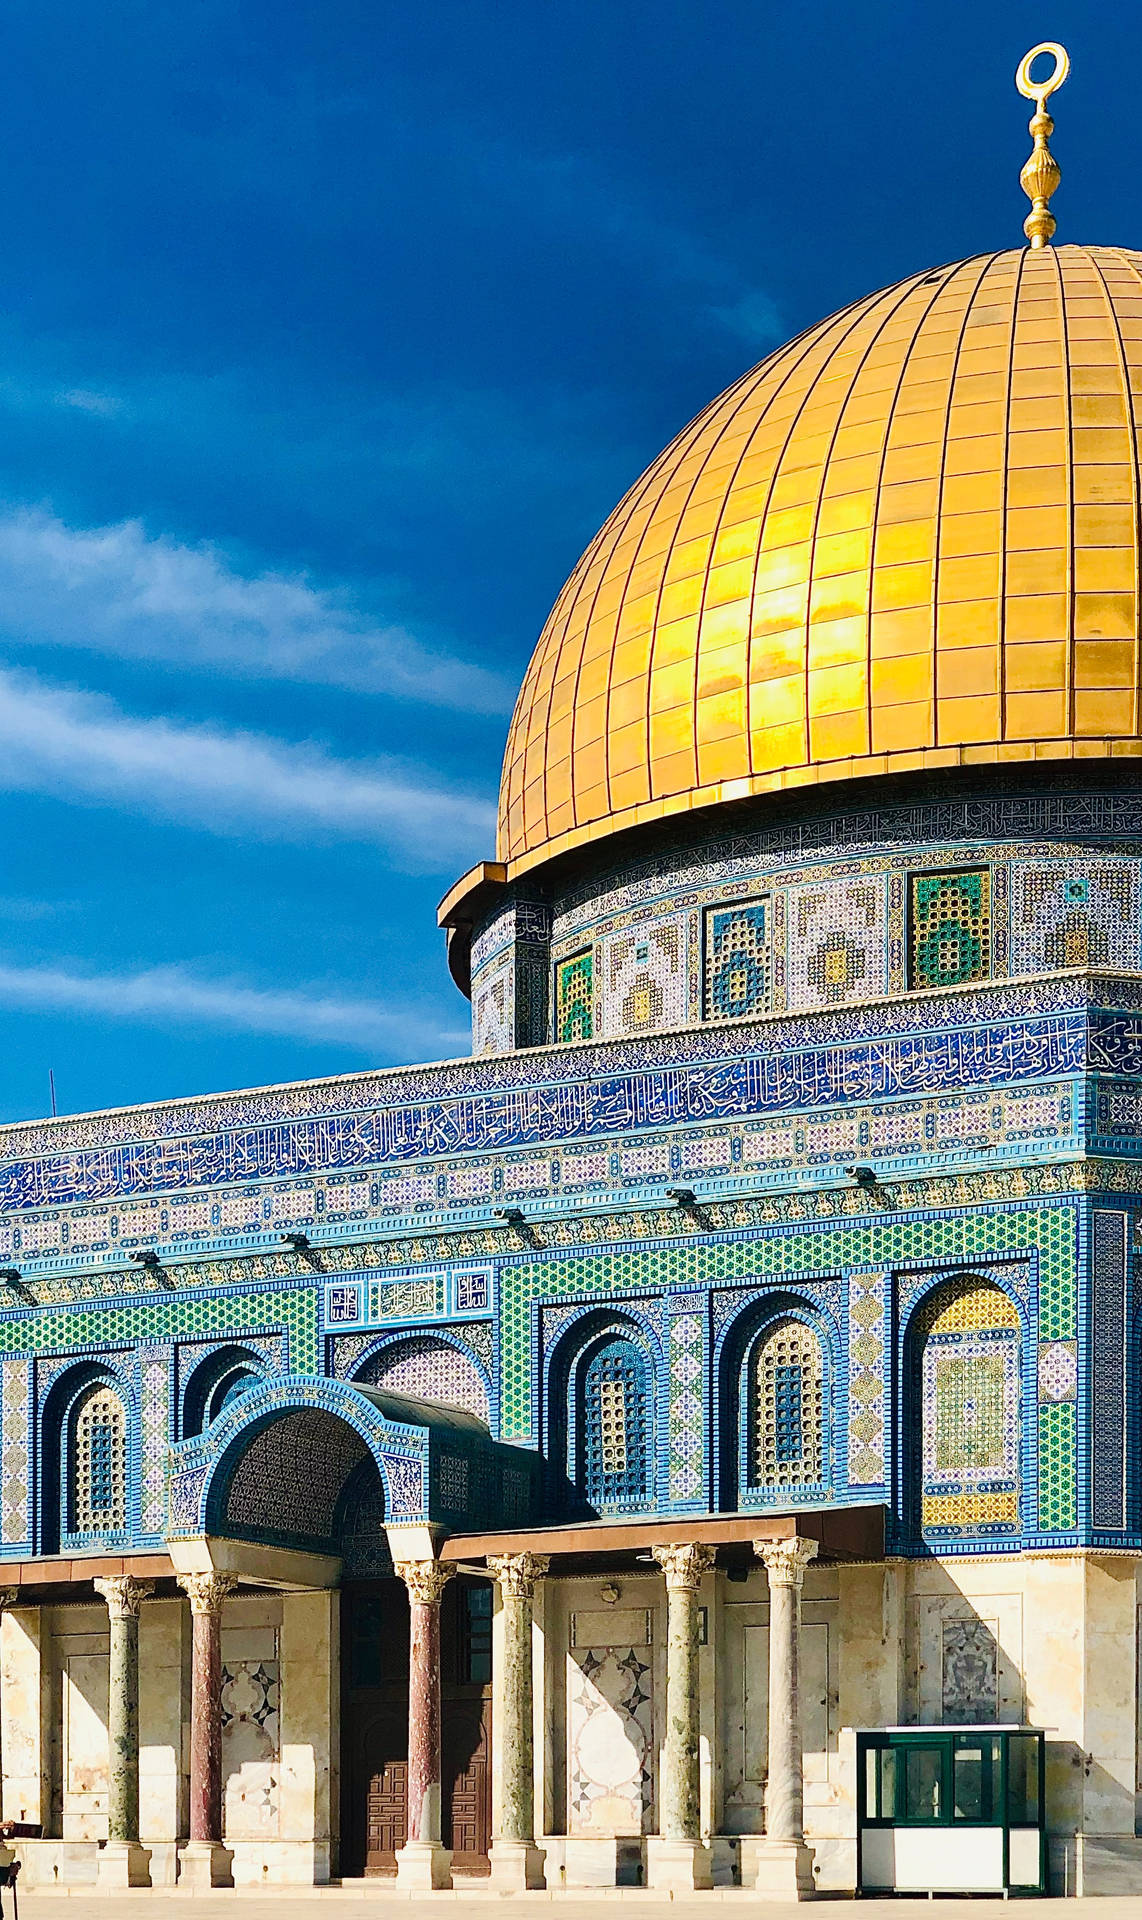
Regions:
[[599, 914, 690, 1038], [355, 1334, 488, 1420], [1013, 862, 1139, 975], [1091, 1209, 1128, 1532], [704, 901, 769, 1022], [497, 1197, 1080, 1549], [470, 794, 1142, 1054], [0, 776, 1138, 1567], [784, 878, 888, 1012], [910, 871, 991, 992], [471, 951, 514, 1057], [918, 1284, 1021, 1539], [0, 972, 1127, 1280], [0, 1172, 1116, 1557], [556, 951, 594, 1044]]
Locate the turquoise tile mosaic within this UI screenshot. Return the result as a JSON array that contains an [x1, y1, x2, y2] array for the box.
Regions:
[[496, 1200, 1079, 1537], [0, 1287, 318, 1372]]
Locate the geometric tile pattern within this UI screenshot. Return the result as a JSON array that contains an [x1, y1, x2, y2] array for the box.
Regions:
[[139, 1346, 170, 1536], [1, 1357, 29, 1545], [355, 1335, 488, 1420], [785, 879, 886, 1011], [224, 1408, 368, 1546], [1014, 861, 1139, 974], [704, 901, 769, 1021], [497, 1203, 1078, 1464], [556, 950, 594, 1044], [847, 1270, 888, 1486], [919, 1284, 1020, 1537], [910, 870, 991, 990], [1091, 1209, 1128, 1530], [471, 953, 514, 1056], [1038, 1339, 1077, 1403], [0, 976, 1129, 1274], [666, 1299, 705, 1506], [600, 915, 688, 1037]]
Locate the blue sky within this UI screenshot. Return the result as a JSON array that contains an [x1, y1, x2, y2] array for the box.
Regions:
[[0, 0, 1131, 1120]]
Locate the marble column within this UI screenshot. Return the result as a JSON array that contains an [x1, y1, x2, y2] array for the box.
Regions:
[[393, 1558, 454, 1890], [93, 1575, 154, 1888], [0, 1589, 19, 1864], [487, 1553, 548, 1889], [176, 1572, 235, 1889], [647, 1542, 715, 1891], [755, 1537, 818, 1899]]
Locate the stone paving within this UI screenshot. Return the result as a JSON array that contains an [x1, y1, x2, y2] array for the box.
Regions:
[[9, 1897, 1142, 1918]]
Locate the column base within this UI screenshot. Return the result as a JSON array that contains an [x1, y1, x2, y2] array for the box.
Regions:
[[646, 1836, 714, 1891], [177, 1840, 235, 1888], [97, 1841, 152, 1889], [745, 1837, 817, 1899], [488, 1838, 547, 1889], [394, 1840, 453, 1890]]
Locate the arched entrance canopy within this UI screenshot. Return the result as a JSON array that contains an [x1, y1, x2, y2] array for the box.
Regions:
[[165, 1372, 536, 1554]]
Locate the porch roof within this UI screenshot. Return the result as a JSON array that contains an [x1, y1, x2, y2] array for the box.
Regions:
[[439, 1502, 885, 1572]]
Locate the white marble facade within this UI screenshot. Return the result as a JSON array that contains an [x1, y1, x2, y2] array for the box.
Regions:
[[2, 1555, 1142, 1892]]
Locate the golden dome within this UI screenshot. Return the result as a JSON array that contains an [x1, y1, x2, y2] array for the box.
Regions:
[[499, 244, 1142, 876]]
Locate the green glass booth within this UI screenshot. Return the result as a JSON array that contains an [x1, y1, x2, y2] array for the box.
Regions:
[[856, 1727, 1046, 1895]]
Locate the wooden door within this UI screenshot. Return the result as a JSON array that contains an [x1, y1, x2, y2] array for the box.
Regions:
[[341, 1579, 493, 1878], [364, 1748, 407, 1871], [341, 1585, 410, 1877], [443, 1695, 491, 1872]]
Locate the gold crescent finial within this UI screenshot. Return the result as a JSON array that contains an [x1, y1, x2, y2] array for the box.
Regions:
[[1016, 42, 1069, 248]]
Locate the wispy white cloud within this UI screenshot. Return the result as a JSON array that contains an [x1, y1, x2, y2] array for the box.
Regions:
[[0, 508, 513, 715], [0, 895, 71, 922], [0, 958, 467, 1059], [55, 388, 123, 417], [0, 666, 495, 869]]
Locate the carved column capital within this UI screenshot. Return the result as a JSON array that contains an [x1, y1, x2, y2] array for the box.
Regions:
[[756, 1537, 818, 1588], [0, 1587, 19, 1612], [487, 1552, 550, 1600], [94, 1575, 155, 1619], [651, 1541, 715, 1590], [176, 1571, 236, 1615], [394, 1559, 455, 1607]]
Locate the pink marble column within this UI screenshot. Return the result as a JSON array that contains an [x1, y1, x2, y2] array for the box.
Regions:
[[393, 1559, 454, 1890], [176, 1572, 235, 1888]]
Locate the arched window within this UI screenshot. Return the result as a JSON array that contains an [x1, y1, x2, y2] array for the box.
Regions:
[[205, 1367, 257, 1423], [71, 1384, 127, 1535], [182, 1347, 266, 1438], [579, 1335, 652, 1512], [916, 1282, 1020, 1539], [746, 1318, 824, 1496]]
